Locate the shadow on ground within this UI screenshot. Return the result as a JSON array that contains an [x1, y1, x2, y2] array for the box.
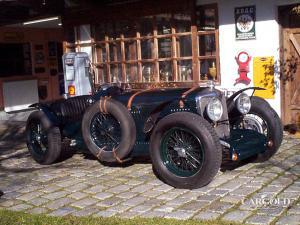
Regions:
[[1, 120, 299, 182], [0, 121, 26, 155]]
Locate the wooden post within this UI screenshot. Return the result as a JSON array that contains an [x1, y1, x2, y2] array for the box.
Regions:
[[191, 25, 199, 85], [105, 36, 111, 83], [171, 27, 178, 81], [97, 45, 104, 84], [153, 22, 159, 82], [137, 31, 143, 82], [120, 34, 126, 83], [215, 30, 220, 83]]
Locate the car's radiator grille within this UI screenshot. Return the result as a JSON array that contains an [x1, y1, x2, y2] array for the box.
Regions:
[[196, 94, 230, 139], [215, 96, 230, 139]]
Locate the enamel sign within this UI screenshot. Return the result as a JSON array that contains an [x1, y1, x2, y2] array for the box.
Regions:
[[235, 5, 256, 40]]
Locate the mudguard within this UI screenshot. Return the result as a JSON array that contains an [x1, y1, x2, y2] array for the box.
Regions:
[[28, 103, 61, 126], [226, 87, 265, 113]]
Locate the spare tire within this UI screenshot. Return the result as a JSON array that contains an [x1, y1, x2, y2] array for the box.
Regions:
[[82, 98, 136, 163]]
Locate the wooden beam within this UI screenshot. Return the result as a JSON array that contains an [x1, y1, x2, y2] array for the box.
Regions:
[[290, 33, 300, 56]]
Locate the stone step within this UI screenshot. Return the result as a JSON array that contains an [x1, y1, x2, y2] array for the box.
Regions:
[[0, 109, 34, 122]]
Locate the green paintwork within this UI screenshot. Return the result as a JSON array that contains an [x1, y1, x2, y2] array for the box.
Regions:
[[93, 87, 221, 156], [226, 129, 267, 161], [32, 86, 269, 162]]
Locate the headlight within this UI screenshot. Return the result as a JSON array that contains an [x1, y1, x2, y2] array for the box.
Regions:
[[206, 98, 223, 122], [236, 93, 251, 114]]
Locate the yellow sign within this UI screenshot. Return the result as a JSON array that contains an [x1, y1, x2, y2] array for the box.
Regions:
[[253, 57, 275, 99]]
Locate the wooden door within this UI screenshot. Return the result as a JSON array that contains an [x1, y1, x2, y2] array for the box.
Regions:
[[281, 29, 300, 125], [280, 5, 300, 126]]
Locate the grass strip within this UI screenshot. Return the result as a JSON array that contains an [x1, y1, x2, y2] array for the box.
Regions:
[[0, 209, 241, 225]]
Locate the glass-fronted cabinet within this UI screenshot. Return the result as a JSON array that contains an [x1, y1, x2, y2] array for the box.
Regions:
[[87, 2, 219, 87]]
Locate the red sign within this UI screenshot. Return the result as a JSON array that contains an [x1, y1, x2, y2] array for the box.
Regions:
[[235, 51, 251, 85]]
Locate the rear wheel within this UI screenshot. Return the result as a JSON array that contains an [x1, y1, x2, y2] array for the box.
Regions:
[[26, 111, 61, 165], [150, 112, 222, 189]]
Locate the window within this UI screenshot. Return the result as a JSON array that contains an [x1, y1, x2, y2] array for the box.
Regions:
[[81, 3, 219, 86], [0, 43, 32, 77], [196, 4, 219, 81]]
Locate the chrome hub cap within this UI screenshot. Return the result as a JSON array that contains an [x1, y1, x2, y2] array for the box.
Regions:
[[174, 147, 187, 158]]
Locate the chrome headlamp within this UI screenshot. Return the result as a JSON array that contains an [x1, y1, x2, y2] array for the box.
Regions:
[[236, 93, 251, 114], [206, 97, 223, 122]]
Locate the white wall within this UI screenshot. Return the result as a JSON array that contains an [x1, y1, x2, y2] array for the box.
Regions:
[[197, 0, 299, 115], [3, 80, 39, 112]]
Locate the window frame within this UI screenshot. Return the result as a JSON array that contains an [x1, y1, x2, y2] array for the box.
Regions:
[[66, 3, 220, 88]]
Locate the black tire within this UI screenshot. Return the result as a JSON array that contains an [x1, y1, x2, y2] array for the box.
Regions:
[[82, 98, 136, 163], [150, 112, 222, 189], [240, 96, 283, 162], [26, 111, 61, 165]]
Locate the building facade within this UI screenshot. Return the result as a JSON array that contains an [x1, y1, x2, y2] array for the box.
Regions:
[[0, 0, 299, 126], [62, 0, 300, 125], [0, 26, 63, 111]]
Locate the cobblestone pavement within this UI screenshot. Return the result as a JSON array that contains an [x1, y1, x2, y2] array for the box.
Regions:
[[0, 135, 299, 225]]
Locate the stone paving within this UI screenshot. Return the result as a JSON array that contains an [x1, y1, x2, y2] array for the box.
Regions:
[[0, 134, 299, 225]]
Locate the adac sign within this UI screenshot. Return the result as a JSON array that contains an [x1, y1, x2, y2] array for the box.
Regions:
[[235, 5, 256, 40]]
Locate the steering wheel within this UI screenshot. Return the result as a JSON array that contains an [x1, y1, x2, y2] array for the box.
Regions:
[[98, 83, 124, 95]]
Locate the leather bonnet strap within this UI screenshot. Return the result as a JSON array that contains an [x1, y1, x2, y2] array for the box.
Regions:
[[127, 89, 155, 110], [179, 86, 199, 108]]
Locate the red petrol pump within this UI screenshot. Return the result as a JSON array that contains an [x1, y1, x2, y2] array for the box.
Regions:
[[62, 52, 93, 98]]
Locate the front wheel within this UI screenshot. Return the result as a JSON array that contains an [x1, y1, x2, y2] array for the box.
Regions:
[[150, 112, 222, 189], [235, 96, 283, 162]]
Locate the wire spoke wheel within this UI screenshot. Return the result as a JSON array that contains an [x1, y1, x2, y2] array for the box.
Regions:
[[28, 121, 48, 156], [150, 112, 222, 189], [236, 114, 269, 137], [160, 127, 204, 177], [82, 99, 136, 163], [90, 112, 121, 151]]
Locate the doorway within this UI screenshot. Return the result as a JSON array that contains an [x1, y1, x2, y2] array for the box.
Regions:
[[279, 4, 300, 126]]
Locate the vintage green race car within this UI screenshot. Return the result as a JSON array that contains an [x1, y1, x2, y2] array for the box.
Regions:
[[26, 82, 283, 189]]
